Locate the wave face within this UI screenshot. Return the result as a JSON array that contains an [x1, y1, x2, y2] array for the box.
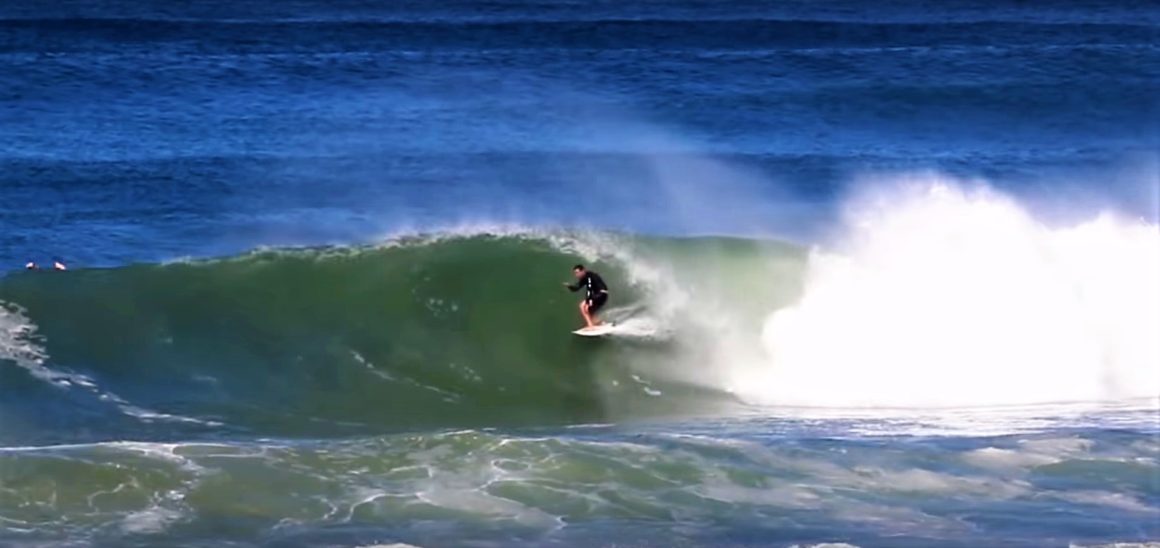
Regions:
[[0, 232, 804, 436], [2, 177, 1157, 438]]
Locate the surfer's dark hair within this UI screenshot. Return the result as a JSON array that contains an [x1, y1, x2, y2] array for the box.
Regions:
[[573, 264, 585, 271]]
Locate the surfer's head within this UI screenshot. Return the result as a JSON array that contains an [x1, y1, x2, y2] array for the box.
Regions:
[[572, 264, 586, 278]]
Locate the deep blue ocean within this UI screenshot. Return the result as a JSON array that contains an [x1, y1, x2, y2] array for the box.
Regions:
[[1, 1, 1158, 547]]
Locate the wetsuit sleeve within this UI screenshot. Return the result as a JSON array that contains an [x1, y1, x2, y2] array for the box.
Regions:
[[567, 279, 582, 292]]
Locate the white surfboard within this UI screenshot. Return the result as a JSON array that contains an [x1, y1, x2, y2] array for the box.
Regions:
[[572, 323, 616, 337]]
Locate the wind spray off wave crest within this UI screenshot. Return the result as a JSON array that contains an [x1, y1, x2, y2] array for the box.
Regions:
[[749, 176, 1160, 408]]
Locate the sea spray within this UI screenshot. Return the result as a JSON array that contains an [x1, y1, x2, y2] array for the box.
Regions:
[[749, 176, 1160, 407]]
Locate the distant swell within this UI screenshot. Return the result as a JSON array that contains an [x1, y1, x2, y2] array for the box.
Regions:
[[2, 18, 1154, 54]]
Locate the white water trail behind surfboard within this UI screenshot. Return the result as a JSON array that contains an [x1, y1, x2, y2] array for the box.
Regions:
[[574, 305, 669, 339]]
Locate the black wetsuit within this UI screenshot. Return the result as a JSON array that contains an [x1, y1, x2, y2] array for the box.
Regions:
[[569, 271, 609, 312]]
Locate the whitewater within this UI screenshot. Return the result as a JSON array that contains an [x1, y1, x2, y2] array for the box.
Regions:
[[3, 174, 1158, 545], [3, 174, 1157, 434], [3, 181, 1158, 548], [2, 0, 1158, 545]]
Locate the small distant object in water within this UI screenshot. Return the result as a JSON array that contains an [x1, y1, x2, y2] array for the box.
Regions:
[[24, 260, 67, 271]]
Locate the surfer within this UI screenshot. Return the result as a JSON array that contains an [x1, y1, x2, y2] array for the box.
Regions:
[[565, 264, 609, 328], [24, 260, 66, 271]]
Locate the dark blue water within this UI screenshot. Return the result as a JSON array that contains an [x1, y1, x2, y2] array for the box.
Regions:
[[3, 0, 1157, 266], [1, 1, 1158, 546]]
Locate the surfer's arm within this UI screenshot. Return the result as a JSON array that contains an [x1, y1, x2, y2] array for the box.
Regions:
[[565, 282, 581, 292]]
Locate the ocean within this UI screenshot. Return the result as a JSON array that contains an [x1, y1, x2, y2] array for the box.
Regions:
[[1, 1, 1158, 546]]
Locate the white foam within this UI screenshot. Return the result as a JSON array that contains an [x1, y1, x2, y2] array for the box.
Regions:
[[738, 176, 1160, 408], [352, 181, 1160, 415], [857, 467, 1028, 498], [606, 315, 671, 340], [119, 506, 183, 534], [962, 447, 1060, 470], [0, 302, 50, 371], [1054, 491, 1160, 514]]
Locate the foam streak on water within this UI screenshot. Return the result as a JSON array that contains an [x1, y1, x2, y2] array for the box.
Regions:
[[1, 0, 1158, 543], [0, 416, 1155, 547]]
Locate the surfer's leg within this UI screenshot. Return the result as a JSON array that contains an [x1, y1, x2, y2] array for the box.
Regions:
[[579, 300, 595, 328], [588, 294, 607, 326]]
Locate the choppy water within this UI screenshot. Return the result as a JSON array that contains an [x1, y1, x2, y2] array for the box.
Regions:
[[1, 0, 1157, 546]]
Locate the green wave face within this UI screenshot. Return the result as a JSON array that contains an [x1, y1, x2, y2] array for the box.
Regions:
[[0, 232, 807, 434]]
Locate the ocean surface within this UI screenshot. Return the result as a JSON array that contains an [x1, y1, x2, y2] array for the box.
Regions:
[[1, 1, 1158, 546]]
